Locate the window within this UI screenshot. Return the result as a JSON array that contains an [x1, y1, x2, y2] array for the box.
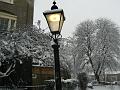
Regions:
[[0, 0, 14, 4], [0, 12, 17, 31], [0, 18, 9, 30]]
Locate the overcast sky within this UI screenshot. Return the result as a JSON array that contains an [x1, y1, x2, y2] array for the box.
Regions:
[[33, 0, 120, 38]]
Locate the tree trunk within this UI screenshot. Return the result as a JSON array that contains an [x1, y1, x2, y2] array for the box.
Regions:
[[95, 73, 100, 83]]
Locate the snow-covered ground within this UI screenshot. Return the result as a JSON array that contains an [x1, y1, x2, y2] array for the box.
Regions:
[[69, 85, 120, 90], [73, 85, 119, 90], [87, 85, 120, 90]]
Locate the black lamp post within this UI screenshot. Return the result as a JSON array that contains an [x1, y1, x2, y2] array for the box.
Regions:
[[43, 1, 65, 90]]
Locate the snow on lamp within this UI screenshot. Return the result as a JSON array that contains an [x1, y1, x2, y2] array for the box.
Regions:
[[43, 1, 65, 35]]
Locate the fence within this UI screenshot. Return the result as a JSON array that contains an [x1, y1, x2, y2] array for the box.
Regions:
[[0, 85, 52, 90]]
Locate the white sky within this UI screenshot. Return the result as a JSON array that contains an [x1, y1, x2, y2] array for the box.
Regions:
[[33, 0, 120, 38]]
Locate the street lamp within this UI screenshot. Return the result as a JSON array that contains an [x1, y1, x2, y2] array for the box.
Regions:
[[43, 1, 65, 90]]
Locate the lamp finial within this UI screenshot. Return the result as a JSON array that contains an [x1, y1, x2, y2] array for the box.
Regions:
[[51, 1, 58, 10]]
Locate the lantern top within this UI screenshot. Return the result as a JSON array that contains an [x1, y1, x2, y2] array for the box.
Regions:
[[51, 1, 58, 10], [43, 9, 65, 21]]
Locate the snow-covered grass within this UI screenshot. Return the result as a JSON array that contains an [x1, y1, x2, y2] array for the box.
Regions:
[[45, 79, 78, 89], [62, 79, 78, 83]]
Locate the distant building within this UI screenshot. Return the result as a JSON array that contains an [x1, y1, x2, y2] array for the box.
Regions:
[[88, 71, 120, 82], [103, 71, 120, 82], [0, 0, 34, 32]]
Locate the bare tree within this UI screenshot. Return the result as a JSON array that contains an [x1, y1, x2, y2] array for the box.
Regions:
[[74, 18, 120, 83], [93, 18, 120, 81], [65, 37, 78, 78], [75, 20, 96, 72], [59, 38, 73, 79], [0, 62, 15, 78]]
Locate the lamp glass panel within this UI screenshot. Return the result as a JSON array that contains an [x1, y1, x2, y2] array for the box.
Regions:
[[46, 13, 61, 32], [59, 14, 64, 32]]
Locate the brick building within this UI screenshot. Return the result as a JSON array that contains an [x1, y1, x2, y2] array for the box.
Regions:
[[0, 0, 34, 31]]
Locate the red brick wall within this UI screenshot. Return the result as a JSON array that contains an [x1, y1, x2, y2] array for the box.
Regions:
[[32, 66, 54, 85]]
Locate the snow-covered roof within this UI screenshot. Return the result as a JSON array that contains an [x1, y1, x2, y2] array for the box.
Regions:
[[32, 65, 53, 68], [105, 71, 120, 74]]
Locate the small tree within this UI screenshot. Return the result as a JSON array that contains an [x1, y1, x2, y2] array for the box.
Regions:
[[77, 72, 88, 90]]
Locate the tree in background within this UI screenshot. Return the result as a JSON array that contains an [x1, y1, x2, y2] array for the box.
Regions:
[[74, 18, 120, 83], [59, 38, 73, 79], [64, 37, 78, 78], [94, 18, 120, 82], [74, 20, 96, 74]]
